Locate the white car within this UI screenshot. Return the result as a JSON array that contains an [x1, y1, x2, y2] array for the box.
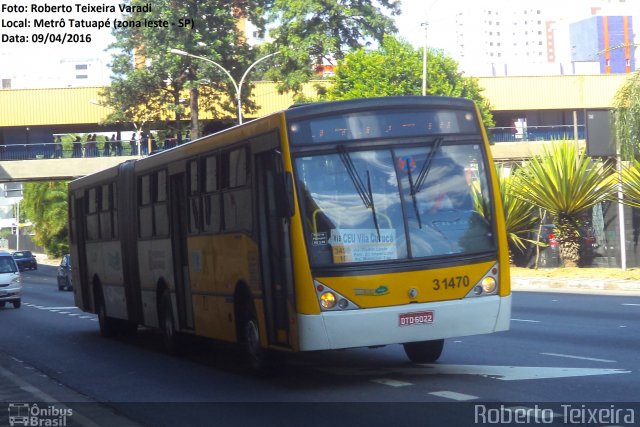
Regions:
[[0, 251, 21, 309]]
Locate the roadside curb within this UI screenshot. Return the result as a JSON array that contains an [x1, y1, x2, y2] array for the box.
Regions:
[[512, 276, 640, 294]]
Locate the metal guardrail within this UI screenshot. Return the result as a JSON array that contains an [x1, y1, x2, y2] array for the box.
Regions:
[[488, 125, 585, 143]]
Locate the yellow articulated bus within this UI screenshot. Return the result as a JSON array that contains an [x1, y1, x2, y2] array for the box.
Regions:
[[69, 96, 511, 370]]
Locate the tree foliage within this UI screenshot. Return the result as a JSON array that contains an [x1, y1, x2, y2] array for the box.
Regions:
[[261, 0, 399, 93], [21, 182, 69, 257], [613, 71, 640, 160], [326, 36, 495, 128], [509, 141, 615, 267]]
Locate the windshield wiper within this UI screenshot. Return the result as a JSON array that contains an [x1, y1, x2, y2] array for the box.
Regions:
[[406, 164, 423, 229], [338, 147, 381, 240], [366, 170, 381, 241], [413, 137, 444, 195]]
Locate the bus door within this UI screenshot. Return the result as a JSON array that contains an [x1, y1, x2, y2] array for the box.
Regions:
[[169, 173, 194, 330], [73, 195, 91, 312], [255, 150, 294, 347]]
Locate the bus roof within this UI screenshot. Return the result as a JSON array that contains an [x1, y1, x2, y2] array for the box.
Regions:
[[284, 96, 476, 121]]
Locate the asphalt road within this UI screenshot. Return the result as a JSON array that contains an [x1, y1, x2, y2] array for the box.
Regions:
[[1, 265, 639, 426]]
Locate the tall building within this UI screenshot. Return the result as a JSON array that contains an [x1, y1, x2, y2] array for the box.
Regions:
[[443, 0, 637, 76], [570, 16, 635, 73]]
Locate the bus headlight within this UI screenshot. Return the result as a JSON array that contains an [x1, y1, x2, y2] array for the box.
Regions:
[[320, 292, 337, 309], [314, 280, 360, 311], [481, 276, 497, 294], [465, 263, 499, 298]]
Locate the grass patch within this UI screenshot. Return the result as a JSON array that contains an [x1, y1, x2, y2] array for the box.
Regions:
[[510, 266, 640, 280]]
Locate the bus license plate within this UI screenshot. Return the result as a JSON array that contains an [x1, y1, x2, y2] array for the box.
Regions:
[[399, 311, 434, 327]]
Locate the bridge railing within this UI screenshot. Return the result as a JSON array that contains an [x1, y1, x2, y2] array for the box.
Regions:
[[0, 140, 175, 161], [488, 125, 585, 143]]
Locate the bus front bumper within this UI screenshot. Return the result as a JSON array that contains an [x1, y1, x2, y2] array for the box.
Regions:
[[296, 294, 511, 351]]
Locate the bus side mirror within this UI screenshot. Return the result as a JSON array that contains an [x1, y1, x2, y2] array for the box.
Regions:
[[276, 172, 295, 218]]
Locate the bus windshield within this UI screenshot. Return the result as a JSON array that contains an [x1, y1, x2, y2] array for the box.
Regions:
[[295, 142, 496, 267]]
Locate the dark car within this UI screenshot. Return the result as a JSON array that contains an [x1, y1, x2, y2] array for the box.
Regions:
[[12, 251, 37, 271], [57, 254, 72, 291]]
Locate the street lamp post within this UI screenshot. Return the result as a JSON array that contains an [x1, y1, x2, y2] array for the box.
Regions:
[[421, 21, 428, 96], [170, 48, 280, 124]]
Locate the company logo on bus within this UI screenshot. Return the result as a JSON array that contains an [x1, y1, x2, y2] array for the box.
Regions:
[[354, 285, 389, 296]]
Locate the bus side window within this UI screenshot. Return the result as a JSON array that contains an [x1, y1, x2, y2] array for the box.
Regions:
[[138, 175, 153, 239], [203, 155, 221, 233], [86, 187, 100, 241], [188, 159, 202, 234], [223, 146, 252, 232], [154, 170, 169, 237]]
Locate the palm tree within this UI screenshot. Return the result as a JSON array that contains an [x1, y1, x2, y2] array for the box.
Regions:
[[621, 159, 640, 208], [494, 165, 540, 260], [510, 141, 615, 267]]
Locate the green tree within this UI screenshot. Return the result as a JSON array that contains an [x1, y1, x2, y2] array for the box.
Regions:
[[103, 0, 257, 139], [613, 71, 640, 160], [261, 0, 399, 94], [21, 182, 69, 257], [509, 141, 615, 267], [326, 36, 494, 128]]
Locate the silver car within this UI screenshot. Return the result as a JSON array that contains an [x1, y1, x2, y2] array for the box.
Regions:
[[0, 251, 21, 309]]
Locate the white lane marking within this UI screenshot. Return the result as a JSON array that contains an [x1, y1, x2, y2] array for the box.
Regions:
[[622, 303, 640, 306], [429, 391, 478, 401], [67, 313, 81, 316], [79, 316, 94, 319], [512, 318, 541, 323], [370, 378, 413, 387], [324, 365, 630, 381], [43, 307, 79, 310], [540, 353, 616, 363], [58, 312, 70, 314]]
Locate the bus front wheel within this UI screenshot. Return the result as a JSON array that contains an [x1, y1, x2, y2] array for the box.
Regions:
[[403, 339, 445, 363], [240, 305, 277, 372]]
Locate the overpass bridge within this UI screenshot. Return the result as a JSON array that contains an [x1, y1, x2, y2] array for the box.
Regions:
[[0, 74, 628, 182]]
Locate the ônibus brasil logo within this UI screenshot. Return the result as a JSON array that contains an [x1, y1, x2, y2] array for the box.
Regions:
[[8, 403, 72, 427]]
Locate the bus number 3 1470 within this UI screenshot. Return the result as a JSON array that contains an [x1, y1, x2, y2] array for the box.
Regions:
[[433, 276, 470, 290]]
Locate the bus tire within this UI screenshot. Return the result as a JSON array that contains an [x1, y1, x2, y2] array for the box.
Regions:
[[403, 339, 445, 363], [159, 291, 179, 355], [240, 304, 275, 373], [96, 288, 118, 338]]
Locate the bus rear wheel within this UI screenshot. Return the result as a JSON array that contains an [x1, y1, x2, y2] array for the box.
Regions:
[[403, 339, 445, 363], [160, 292, 180, 354], [96, 291, 118, 338]]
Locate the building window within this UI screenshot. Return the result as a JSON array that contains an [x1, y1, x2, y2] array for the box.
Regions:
[[76, 75, 88, 79], [1, 79, 10, 89], [75, 64, 88, 70]]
